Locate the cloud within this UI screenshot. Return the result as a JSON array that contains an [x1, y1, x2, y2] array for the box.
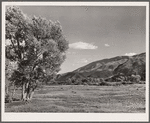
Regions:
[[69, 42, 98, 50], [125, 52, 137, 56], [80, 59, 88, 63], [77, 58, 89, 64], [67, 51, 76, 55], [104, 44, 110, 47], [73, 58, 89, 66]]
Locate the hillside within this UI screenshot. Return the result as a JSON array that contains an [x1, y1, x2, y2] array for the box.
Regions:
[[56, 52, 146, 82], [113, 53, 146, 80]]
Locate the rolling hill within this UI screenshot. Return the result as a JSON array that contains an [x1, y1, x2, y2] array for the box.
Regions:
[[56, 52, 146, 82]]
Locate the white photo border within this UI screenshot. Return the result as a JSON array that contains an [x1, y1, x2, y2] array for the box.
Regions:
[[1, 1, 149, 122]]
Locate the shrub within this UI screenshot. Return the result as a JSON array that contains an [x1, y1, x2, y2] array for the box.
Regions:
[[121, 81, 133, 85], [5, 94, 12, 103], [99, 81, 108, 86]]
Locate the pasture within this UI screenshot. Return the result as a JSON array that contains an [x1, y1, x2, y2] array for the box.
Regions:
[[5, 84, 145, 113]]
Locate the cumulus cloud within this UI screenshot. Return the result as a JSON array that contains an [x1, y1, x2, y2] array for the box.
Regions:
[[125, 52, 137, 56], [69, 42, 98, 50], [104, 44, 110, 47]]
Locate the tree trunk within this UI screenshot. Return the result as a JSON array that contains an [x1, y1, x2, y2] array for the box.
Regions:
[[21, 82, 36, 101], [5, 86, 9, 95], [21, 82, 27, 101], [26, 88, 35, 100], [29, 91, 34, 100], [12, 83, 16, 98]]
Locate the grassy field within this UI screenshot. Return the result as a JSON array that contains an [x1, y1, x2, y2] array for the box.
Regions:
[[5, 84, 145, 113]]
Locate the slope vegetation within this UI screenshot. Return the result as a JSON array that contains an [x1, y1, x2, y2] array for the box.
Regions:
[[57, 52, 146, 82]]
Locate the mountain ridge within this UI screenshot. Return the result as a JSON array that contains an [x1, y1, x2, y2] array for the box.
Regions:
[[56, 52, 146, 82]]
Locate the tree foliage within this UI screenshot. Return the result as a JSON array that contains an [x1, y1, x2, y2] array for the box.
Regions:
[[5, 6, 69, 101]]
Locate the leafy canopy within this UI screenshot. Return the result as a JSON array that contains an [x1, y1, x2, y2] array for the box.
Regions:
[[5, 6, 69, 86]]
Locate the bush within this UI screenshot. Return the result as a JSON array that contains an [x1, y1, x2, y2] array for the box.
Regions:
[[82, 78, 88, 83], [121, 81, 133, 85], [5, 94, 12, 103], [137, 81, 145, 84], [99, 81, 108, 86]]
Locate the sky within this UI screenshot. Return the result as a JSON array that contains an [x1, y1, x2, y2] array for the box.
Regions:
[[19, 6, 146, 74]]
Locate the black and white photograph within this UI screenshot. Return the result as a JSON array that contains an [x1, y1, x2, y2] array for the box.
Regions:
[[1, 1, 149, 122]]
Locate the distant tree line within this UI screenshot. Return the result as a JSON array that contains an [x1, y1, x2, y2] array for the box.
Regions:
[[49, 72, 145, 86]]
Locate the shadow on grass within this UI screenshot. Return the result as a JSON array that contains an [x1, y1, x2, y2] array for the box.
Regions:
[[5, 98, 32, 108]]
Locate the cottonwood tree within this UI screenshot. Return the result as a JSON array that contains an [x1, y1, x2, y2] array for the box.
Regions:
[[5, 58, 18, 103], [5, 6, 69, 101]]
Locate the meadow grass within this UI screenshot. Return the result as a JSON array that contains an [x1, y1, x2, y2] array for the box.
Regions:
[[5, 84, 145, 113]]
